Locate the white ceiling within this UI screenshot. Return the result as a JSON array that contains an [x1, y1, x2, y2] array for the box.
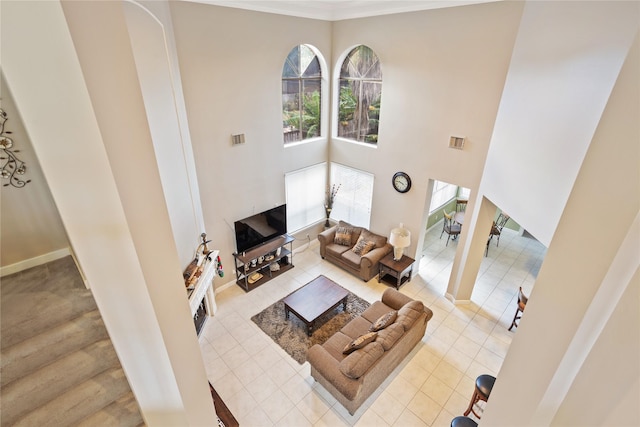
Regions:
[[187, 0, 501, 21]]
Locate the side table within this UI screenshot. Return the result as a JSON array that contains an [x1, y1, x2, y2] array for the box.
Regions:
[[378, 253, 415, 289]]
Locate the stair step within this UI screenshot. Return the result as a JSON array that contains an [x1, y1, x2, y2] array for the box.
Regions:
[[1, 309, 109, 387], [76, 391, 145, 427], [12, 367, 134, 427], [1, 289, 98, 349], [1, 339, 120, 425]]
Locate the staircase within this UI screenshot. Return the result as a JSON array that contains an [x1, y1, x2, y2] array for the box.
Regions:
[[1, 256, 144, 426]]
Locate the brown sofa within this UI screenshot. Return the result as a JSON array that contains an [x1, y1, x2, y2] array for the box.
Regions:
[[307, 288, 433, 415], [318, 221, 393, 281]]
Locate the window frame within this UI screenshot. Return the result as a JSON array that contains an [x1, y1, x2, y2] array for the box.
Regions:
[[329, 162, 375, 229], [285, 162, 327, 232], [332, 45, 382, 147], [282, 44, 328, 146]]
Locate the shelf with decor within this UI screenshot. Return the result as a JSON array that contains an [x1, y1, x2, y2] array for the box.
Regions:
[[232, 234, 294, 292]]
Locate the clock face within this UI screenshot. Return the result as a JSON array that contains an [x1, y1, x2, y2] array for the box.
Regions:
[[392, 172, 411, 193]]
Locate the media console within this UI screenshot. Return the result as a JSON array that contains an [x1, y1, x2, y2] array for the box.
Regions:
[[232, 234, 294, 292]]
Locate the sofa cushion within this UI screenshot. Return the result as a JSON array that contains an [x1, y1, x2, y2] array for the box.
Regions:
[[322, 331, 353, 361], [375, 322, 405, 351], [340, 316, 373, 339], [341, 249, 364, 270], [369, 310, 398, 332], [343, 331, 378, 355], [352, 235, 376, 256], [339, 341, 384, 379], [325, 242, 352, 258], [361, 301, 395, 324], [397, 300, 424, 331], [360, 229, 387, 249], [334, 226, 354, 246]]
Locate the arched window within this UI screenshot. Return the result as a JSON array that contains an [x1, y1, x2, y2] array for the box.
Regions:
[[282, 45, 322, 144], [337, 45, 382, 144]]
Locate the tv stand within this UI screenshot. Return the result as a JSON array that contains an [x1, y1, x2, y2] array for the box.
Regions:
[[233, 234, 294, 292]]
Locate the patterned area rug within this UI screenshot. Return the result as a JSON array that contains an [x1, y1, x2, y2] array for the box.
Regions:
[[251, 284, 370, 364]]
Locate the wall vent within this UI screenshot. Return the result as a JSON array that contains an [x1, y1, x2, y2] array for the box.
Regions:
[[231, 133, 245, 145], [449, 136, 465, 150]]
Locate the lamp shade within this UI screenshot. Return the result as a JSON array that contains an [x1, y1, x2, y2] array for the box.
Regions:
[[389, 224, 411, 260]]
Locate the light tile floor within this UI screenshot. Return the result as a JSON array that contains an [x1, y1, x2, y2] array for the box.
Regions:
[[200, 225, 546, 426]]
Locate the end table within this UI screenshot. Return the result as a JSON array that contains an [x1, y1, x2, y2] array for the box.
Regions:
[[378, 253, 415, 289]]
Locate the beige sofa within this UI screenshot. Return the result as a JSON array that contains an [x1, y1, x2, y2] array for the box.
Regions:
[[307, 288, 433, 415], [318, 221, 393, 281]]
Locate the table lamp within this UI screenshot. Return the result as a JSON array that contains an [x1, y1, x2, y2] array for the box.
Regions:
[[389, 223, 411, 261]]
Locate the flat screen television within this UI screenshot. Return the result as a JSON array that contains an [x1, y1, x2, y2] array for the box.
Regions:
[[234, 204, 287, 254]]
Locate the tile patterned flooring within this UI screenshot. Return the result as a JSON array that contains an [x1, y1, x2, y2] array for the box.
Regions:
[[199, 225, 546, 426]]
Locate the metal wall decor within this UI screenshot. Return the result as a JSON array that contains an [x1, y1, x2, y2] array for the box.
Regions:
[[0, 108, 30, 188]]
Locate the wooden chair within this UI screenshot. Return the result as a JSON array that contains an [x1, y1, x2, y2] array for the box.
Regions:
[[508, 286, 528, 331], [440, 211, 461, 246], [464, 374, 496, 419], [456, 199, 468, 212], [485, 213, 510, 256]]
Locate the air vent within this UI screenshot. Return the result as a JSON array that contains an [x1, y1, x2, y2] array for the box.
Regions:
[[449, 136, 465, 150], [231, 133, 245, 145]]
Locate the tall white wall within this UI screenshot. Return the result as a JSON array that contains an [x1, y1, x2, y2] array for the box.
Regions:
[[0, 75, 70, 272], [169, 2, 333, 284], [3, 1, 216, 424], [481, 1, 639, 247], [482, 27, 640, 426], [170, 1, 523, 279]]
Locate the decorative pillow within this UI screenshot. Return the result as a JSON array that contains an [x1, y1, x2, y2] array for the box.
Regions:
[[360, 229, 387, 249], [334, 226, 353, 246], [342, 331, 378, 355], [351, 235, 376, 256], [339, 342, 384, 379], [369, 310, 398, 332]]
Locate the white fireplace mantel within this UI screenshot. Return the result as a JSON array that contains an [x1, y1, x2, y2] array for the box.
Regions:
[[188, 250, 218, 318]]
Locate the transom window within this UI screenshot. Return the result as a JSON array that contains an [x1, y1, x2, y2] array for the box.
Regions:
[[337, 45, 382, 144], [282, 45, 322, 144]]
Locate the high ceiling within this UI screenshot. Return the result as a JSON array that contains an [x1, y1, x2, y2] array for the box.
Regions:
[[188, 0, 501, 21]]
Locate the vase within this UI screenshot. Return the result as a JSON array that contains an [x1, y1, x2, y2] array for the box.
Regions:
[[324, 207, 332, 227]]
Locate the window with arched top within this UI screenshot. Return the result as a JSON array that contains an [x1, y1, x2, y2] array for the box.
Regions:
[[337, 45, 382, 144], [282, 45, 322, 144]]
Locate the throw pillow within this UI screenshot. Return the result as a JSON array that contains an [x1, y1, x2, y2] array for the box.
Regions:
[[343, 331, 378, 355], [352, 235, 376, 256], [334, 226, 353, 246], [369, 310, 398, 332]]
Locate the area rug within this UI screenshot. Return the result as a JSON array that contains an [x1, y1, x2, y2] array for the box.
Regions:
[[251, 283, 370, 364]]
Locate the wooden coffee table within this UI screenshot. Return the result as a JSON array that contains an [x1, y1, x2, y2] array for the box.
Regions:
[[283, 275, 349, 336]]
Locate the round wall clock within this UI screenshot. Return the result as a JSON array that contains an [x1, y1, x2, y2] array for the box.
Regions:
[[392, 172, 411, 193]]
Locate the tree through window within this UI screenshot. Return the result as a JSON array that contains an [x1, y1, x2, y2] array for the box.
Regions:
[[338, 45, 382, 144], [282, 45, 322, 143]]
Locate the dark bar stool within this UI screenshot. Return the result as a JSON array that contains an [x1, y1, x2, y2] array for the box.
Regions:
[[451, 415, 478, 427], [464, 374, 496, 418]]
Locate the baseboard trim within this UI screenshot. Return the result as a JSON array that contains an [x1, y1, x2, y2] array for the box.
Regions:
[[445, 292, 472, 305], [0, 247, 72, 277]]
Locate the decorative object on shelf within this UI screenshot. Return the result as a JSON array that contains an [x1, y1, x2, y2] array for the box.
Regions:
[[269, 263, 280, 272], [324, 183, 341, 227], [389, 223, 411, 261], [392, 171, 411, 193], [0, 108, 30, 188], [216, 255, 224, 278], [265, 254, 275, 261], [248, 272, 263, 284]]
